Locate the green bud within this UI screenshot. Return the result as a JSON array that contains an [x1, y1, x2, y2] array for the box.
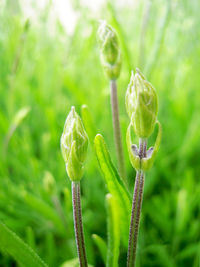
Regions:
[[43, 171, 56, 195], [60, 106, 88, 182], [126, 123, 140, 170], [97, 21, 121, 80], [141, 121, 162, 171], [126, 121, 162, 171], [125, 68, 158, 138]]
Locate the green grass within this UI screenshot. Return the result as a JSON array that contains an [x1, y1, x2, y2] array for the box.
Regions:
[[0, 0, 200, 266]]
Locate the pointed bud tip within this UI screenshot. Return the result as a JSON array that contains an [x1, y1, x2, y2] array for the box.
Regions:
[[70, 106, 77, 119], [61, 106, 88, 181], [128, 70, 134, 86], [136, 68, 146, 80], [136, 67, 141, 74], [131, 70, 134, 79], [126, 68, 158, 138], [97, 21, 121, 79], [134, 73, 142, 89]]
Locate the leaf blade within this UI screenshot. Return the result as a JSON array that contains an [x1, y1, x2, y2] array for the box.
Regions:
[[0, 221, 47, 267], [92, 234, 107, 264], [106, 194, 120, 267], [94, 134, 131, 246]]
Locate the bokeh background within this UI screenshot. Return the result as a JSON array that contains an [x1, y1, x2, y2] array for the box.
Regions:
[[0, 0, 200, 266]]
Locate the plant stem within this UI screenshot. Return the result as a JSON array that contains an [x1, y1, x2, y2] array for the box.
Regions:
[[127, 171, 141, 266], [127, 139, 147, 267], [72, 182, 88, 267], [110, 79, 126, 183]]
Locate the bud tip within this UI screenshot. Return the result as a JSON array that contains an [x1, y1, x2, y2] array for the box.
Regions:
[[71, 106, 75, 115]]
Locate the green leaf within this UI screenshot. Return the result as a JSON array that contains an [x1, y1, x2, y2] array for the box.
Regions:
[[176, 243, 200, 260], [3, 106, 30, 153], [22, 191, 65, 234], [144, 244, 176, 267], [12, 106, 31, 127], [25, 226, 36, 250], [81, 104, 97, 144], [94, 134, 131, 246], [60, 258, 79, 267], [45, 232, 55, 266], [92, 234, 107, 264], [0, 221, 47, 267], [106, 194, 120, 267], [60, 258, 93, 267]]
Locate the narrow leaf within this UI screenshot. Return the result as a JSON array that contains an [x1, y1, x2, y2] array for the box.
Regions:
[[12, 106, 31, 127], [0, 221, 47, 267], [3, 106, 30, 153], [60, 258, 93, 267], [92, 234, 107, 264], [94, 134, 131, 246], [81, 104, 97, 143], [145, 245, 176, 267], [25, 226, 36, 250], [176, 243, 200, 260], [106, 194, 120, 267], [22, 191, 65, 234]]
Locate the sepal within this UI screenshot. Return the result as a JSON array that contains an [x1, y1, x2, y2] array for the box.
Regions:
[[126, 121, 162, 171], [141, 121, 162, 171], [126, 123, 140, 170]]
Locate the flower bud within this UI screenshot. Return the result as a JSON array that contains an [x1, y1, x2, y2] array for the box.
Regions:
[[97, 21, 121, 80], [43, 171, 56, 195], [125, 69, 158, 138], [60, 106, 88, 181]]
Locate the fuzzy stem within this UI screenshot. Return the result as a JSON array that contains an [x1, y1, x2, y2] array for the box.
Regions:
[[127, 139, 147, 267], [110, 79, 126, 183], [127, 171, 141, 266], [72, 182, 88, 267]]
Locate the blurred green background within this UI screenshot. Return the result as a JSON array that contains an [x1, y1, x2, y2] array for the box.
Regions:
[[0, 0, 200, 266]]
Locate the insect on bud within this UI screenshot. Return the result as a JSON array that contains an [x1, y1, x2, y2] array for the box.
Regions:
[[125, 68, 158, 138], [60, 106, 88, 182], [97, 21, 121, 80]]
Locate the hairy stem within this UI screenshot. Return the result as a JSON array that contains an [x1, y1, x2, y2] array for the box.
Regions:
[[127, 171, 141, 266], [72, 182, 88, 267], [110, 79, 126, 183], [127, 139, 147, 267]]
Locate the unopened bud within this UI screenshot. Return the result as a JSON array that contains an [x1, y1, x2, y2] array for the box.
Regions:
[[60, 106, 88, 181], [125, 69, 158, 138], [97, 21, 121, 80], [43, 171, 56, 195]]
